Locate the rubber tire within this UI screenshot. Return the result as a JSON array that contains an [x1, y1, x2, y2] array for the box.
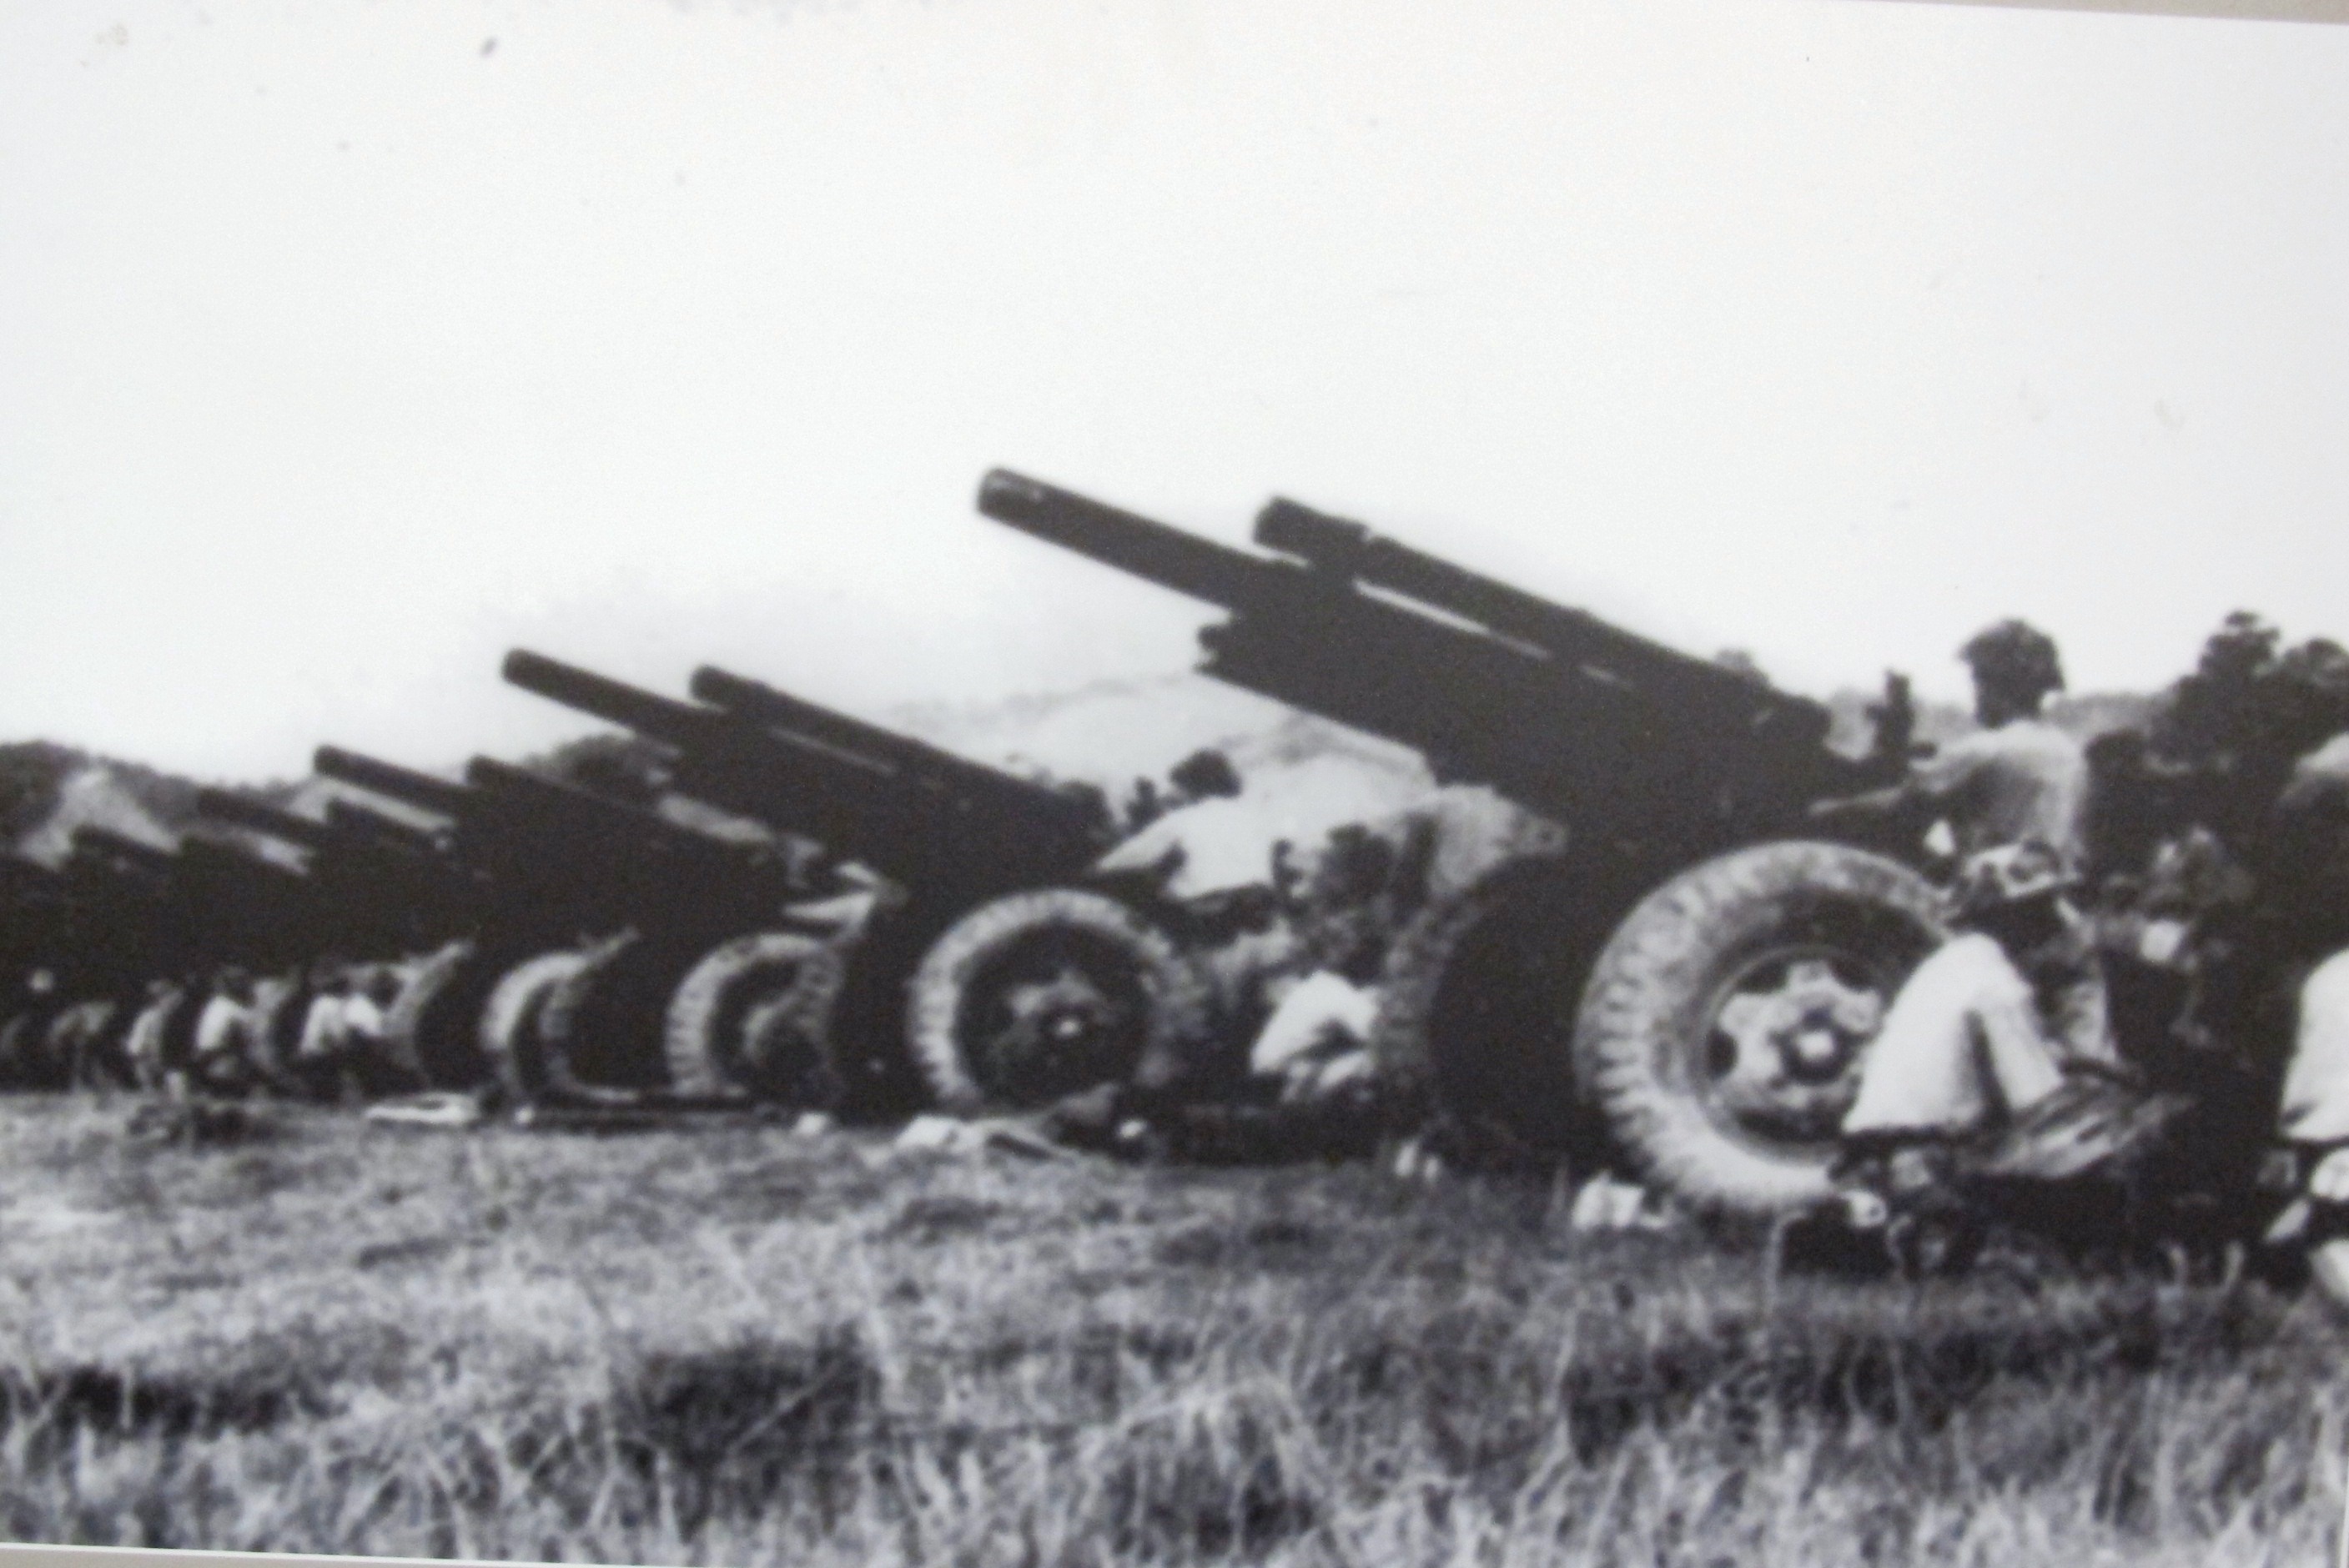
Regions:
[[906, 887, 1208, 1115], [1368, 851, 1642, 1169], [244, 974, 319, 1098], [663, 931, 846, 1103], [537, 932, 680, 1101], [0, 1008, 61, 1089], [480, 948, 595, 1109], [382, 941, 500, 1090], [55, 998, 131, 1091], [157, 985, 205, 1079], [737, 977, 848, 1112], [1574, 840, 1945, 1218]]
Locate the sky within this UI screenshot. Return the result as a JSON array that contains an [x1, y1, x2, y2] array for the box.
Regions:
[[3, 0, 2345, 783]]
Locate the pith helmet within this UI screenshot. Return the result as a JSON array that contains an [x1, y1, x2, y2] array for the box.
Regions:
[[1960, 620, 2065, 705], [1949, 839, 2075, 922]]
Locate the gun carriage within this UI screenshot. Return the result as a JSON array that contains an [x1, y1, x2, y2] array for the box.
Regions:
[[975, 470, 1941, 1214]]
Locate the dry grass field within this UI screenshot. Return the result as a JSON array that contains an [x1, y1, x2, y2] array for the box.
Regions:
[[0, 1093, 2341, 1567]]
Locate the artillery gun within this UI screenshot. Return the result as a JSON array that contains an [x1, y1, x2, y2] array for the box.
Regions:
[[65, 826, 323, 977], [500, 651, 1229, 1119], [196, 788, 473, 958], [310, 745, 829, 1100], [38, 826, 342, 1093], [975, 470, 1941, 1215]]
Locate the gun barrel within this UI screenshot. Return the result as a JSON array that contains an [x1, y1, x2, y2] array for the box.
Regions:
[[982, 470, 1859, 839], [197, 788, 334, 850], [687, 666, 1103, 842], [1253, 496, 1829, 746], [323, 800, 448, 857], [506, 649, 1074, 888], [501, 651, 737, 753], [466, 756, 803, 902], [314, 747, 471, 818], [464, 756, 711, 857], [977, 470, 1285, 611], [687, 666, 965, 787]]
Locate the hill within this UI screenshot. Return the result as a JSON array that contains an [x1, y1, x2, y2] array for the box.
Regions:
[[0, 741, 214, 868]]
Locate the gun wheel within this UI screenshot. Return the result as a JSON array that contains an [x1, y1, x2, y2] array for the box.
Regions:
[[1576, 840, 1944, 1217], [0, 1007, 63, 1090], [480, 947, 596, 1108], [244, 973, 320, 1098], [535, 932, 680, 1103], [51, 998, 131, 1091], [907, 888, 1205, 1115], [381, 941, 500, 1090], [1369, 852, 1632, 1169], [664, 931, 846, 1105]]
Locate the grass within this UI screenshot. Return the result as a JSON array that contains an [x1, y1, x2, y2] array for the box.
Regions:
[[0, 1093, 2341, 1565]]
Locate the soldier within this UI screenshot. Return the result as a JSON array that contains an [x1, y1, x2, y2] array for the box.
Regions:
[[294, 963, 356, 1099], [342, 964, 397, 1093], [123, 977, 181, 1093], [1831, 840, 2126, 1212], [294, 961, 397, 1101], [191, 967, 259, 1095], [1812, 620, 2089, 868], [2193, 729, 2349, 1280], [1831, 721, 2349, 1258]]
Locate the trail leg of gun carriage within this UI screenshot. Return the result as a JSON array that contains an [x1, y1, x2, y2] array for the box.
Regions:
[[4, 472, 2348, 1302]]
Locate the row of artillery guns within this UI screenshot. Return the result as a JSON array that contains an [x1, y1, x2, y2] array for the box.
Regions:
[[3, 470, 1937, 1217]]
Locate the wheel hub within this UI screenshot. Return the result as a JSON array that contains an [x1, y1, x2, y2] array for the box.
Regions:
[[985, 963, 1131, 1093], [1705, 952, 1888, 1144]]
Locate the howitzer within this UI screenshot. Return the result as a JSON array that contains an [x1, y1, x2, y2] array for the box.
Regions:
[[311, 741, 862, 1098], [502, 651, 1102, 896], [978, 470, 1880, 854], [197, 788, 336, 850], [198, 788, 475, 954], [501, 651, 1226, 1118], [687, 663, 1107, 849], [974, 468, 1947, 1218], [1251, 495, 1831, 743], [312, 749, 601, 917], [325, 801, 448, 857], [313, 747, 666, 927], [178, 835, 322, 964], [313, 748, 471, 820], [461, 756, 807, 922], [68, 827, 320, 973], [199, 787, 454, 866]]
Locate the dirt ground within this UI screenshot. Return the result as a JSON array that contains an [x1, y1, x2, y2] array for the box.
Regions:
[[0, 1093, 2341, 1566]]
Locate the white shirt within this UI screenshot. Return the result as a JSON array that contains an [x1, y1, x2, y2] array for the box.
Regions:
[[194, 994, 248, 1058]]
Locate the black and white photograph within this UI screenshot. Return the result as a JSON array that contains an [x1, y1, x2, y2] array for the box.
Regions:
[[3, 1, 2348, 1563]]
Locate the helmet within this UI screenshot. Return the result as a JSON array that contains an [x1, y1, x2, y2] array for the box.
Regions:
[[1949, 840, 2074, 922], [1960, 620, 2065, 707], [1169, 748, 1242, 802]]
